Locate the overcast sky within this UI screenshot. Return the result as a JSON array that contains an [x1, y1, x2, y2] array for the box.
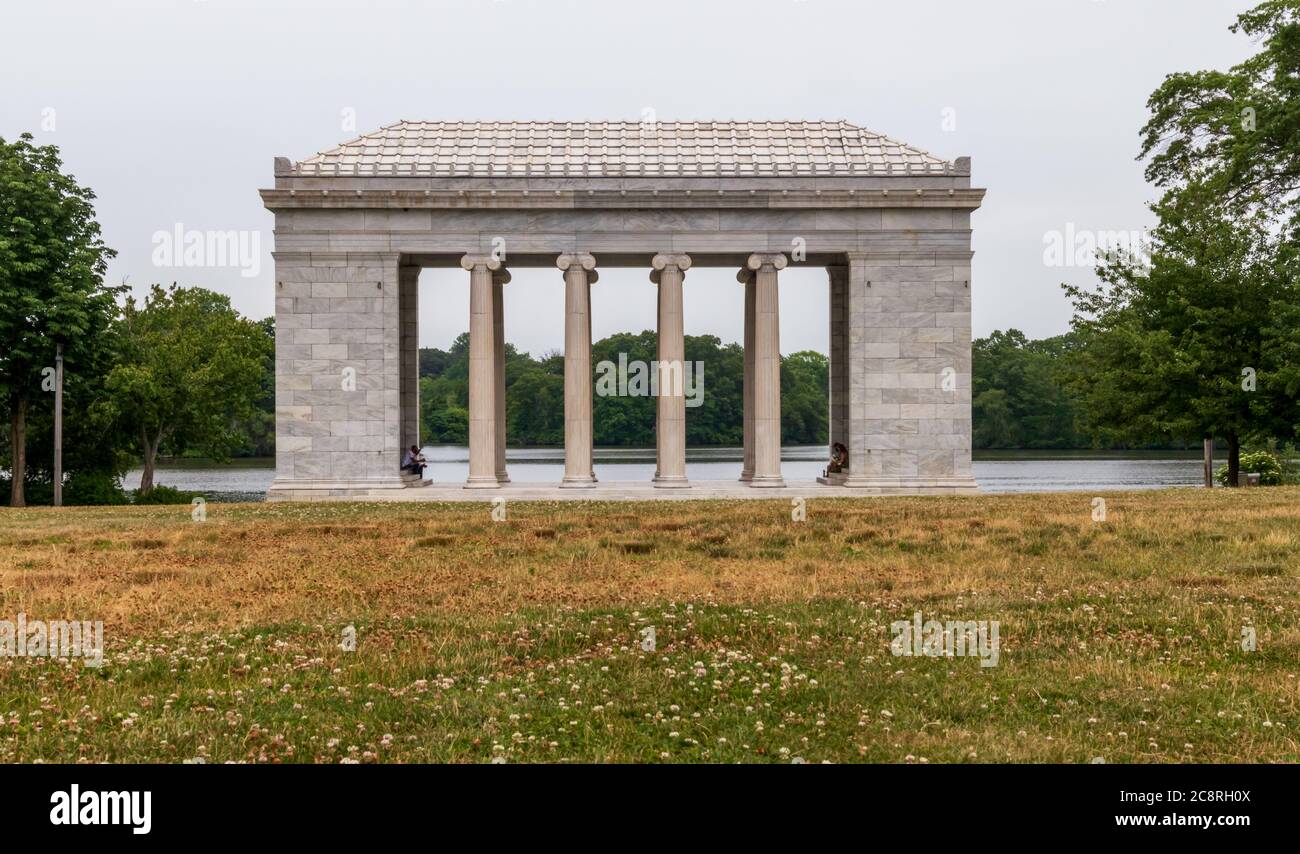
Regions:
[[4, 0, 1256, 357]]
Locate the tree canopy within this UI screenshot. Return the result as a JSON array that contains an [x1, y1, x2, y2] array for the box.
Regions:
[[0, 133, 119, 505], [1141, 1, 1300, 225], [104, 284, 271, 493], [1062, 205, 1298, 477], [1065, 1, 1300, 482], [418, 330, 829, 448], [972, 330, 1090, 449]]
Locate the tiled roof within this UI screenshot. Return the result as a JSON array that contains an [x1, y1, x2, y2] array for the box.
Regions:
[[291, 120, 956, 177]]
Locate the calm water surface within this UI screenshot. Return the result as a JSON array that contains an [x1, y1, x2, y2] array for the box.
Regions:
[[124, 447, 1209, 501]]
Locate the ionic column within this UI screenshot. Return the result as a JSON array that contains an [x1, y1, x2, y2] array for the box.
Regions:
[[650, 253, 691, 487], [737, 268, 756, 482], [748, 252, 787, 487], [587, 274, 597, 481], [461, 254, 502, 488], [492, 268, 511, 483], [558, 252, 597, 488]]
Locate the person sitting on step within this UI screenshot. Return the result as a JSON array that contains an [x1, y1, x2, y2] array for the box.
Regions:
[[824, 442, 848, 476], [401, 445, 427, 478]]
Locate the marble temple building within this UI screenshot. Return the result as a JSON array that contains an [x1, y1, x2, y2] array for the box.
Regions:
[[261, 120, 984, 499]]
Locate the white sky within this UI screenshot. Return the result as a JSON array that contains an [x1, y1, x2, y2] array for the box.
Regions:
[[3, 0, 1256, 358]]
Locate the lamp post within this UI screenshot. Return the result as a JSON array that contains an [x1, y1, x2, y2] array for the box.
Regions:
[[53, 342, 64, 507]]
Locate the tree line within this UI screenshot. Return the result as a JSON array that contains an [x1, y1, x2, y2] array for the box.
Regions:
[[421, 321, 1298, 457], [420, 331, 829, 447]]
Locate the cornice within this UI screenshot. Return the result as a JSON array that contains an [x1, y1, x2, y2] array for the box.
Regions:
[[260, 187, 986, 212]]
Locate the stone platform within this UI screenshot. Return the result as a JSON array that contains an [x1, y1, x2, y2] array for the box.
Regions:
[[266, 479, 980, 502]]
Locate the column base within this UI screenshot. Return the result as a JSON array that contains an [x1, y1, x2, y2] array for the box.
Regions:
[[739, 469, 753, 483], [746, 474, 786, 488], [559, 475, 597, 488], [653, 476, 690, 489], [839, 476, 980, 495], [496, 473, 510, 484], [267, 476, 416, 501], [464, 476, 502, 490]]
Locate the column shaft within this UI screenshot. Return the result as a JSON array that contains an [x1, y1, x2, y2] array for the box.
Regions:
[[651, 253, 691, 487], [587, 278, 596, 480], [739, 272, 756, 481], [492, 271, 509, 482], [748, 253, 786, 487], [461, 255, 501, 488], [559, 253, 597, 487]]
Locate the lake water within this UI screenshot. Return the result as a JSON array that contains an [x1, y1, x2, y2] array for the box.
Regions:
[[123, 446, 1210, 501]]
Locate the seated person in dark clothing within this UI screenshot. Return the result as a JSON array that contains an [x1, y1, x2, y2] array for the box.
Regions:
[[825, 442, 848, 476], [401, 445, 427, 477]]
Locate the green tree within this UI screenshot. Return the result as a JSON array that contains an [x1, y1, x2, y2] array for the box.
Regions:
[[419, 375, 468, 443], [0, 133, 118, 506], [972, 329, 1090, 448], [780, 350, 829, 445], [1073, 1, 1300, 482], [592, 331, 657, 447], [1062, 203, 1297, 483], [17, 316, 133, 502], [1141, 1, 1300, 226], [507, 367, 564, 445], [684, 334, 744, 446], [435, 333, 471, 383], [418, 345, 454, 381], [972, 388, 1016, 448], [105, 285, 270, 493], [230, 316, 276, 457]]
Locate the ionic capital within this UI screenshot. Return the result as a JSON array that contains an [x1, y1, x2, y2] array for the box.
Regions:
[[556, 252, 597, 272], [460, 254, 502, 272], [492, 268, 512, 285], [650, 252, 691, 284], [651, 253, 692, 273], [746, 252, 788, 272]]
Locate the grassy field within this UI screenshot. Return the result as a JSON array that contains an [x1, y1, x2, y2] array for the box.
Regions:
[[1, 488, 1297, 763]]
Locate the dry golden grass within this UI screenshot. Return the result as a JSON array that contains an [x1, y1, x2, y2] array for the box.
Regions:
[[0, 488, 1297, 763], [2, 489, 1298, 632]]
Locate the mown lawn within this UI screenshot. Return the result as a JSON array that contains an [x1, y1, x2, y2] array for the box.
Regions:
[[1, 488, 1297, 763]]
